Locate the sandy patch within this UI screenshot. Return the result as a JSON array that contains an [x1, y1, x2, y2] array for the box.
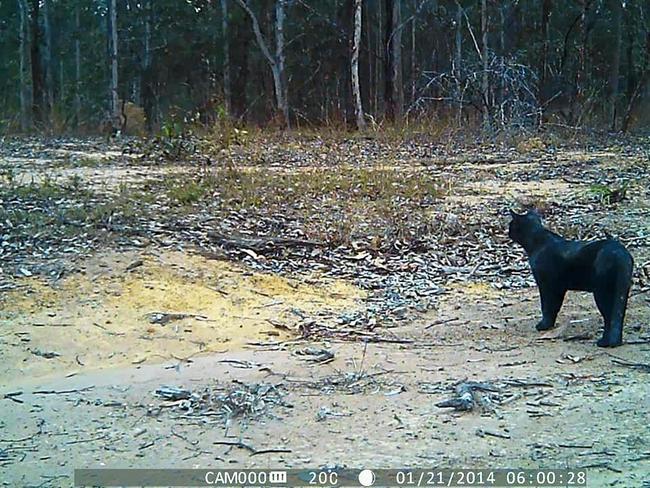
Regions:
[[0, 250, 364, 383]]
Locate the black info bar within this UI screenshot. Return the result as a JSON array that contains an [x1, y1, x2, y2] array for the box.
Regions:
[[74, 468, 588, 487]]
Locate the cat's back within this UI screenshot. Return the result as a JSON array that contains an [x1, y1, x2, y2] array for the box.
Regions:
[[557, 238, 633, 281], [531, 237, 631, 271], [579, 238, 632, 262]]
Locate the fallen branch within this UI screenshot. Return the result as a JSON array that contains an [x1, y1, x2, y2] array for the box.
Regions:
[[32, 386, 94, 395], [207, 231, 324, 252], [609, 355, 650, 373], [250, 448, 292, 456], [214, 440, 256, 453], [476, 428, 511, 439], [2, 391, 24, 404], [424, 317, 460, 329]]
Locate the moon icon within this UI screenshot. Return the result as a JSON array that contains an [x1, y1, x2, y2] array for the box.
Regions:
[[358, 469, 376, 487]]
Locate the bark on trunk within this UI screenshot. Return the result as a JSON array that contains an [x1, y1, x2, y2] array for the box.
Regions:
[[18, 0, 32, 131], [221, 0, 232, 116], [108, 0, 120, 128], [142, 0, 154, 131], [608, 0, 622, 130], [42, 0, 54, 119], [572, 0, 590, 123], [384, 0, 403, 121], [539, 0, 552, 110], [231, 16, 251, 120], [621, 32, 650, 132], [74, 3, 82, 127], [455, 1, 462, 123], [275, 0, 289, 125], [29, 0, 44, 123], [411, 2, 417, 104], [481, 0, 490, 127], [624, 5, 636, 101], [352, 0, 366, 129]]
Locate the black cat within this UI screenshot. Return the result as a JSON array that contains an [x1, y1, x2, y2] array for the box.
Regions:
[[508, 209, 633, 347]]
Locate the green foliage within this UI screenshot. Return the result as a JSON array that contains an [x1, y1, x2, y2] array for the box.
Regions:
[[166, 179, 208, 204], [587, 183, 628, 205], [155, 121, 196, 160]]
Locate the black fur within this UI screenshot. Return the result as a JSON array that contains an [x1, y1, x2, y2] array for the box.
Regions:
[[508, 209, 633, 347]]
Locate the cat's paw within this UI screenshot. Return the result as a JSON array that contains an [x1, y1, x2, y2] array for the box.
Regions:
[[597, 337, 622, 348], [535, 320, 554, 331]]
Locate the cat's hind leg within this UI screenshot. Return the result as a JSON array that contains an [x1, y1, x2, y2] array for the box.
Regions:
[[536, 285, 566, 331], [595, 260, 632, 348], [594, 286, 615, 347]]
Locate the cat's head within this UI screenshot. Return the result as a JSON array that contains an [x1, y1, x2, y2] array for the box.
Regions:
[[508, 209, 542, 244]]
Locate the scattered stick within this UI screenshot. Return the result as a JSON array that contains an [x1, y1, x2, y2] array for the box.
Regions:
[[250, 448, 292, 456], [92, 322, 125, 336], [66, 434, 108, 445], [31, 323, 74, 327], [214, 440, 256, 453], [563, 334, 592, 342], [609, 355, 650, 372], [425, 317, 459, 329], [32, 386, 94, 395], [503, 379, 554, 388], [217, 359, 258, 369], [558, 442, 594, 449], [3, 391, 24, 404], [125, 259, 144, 271], [207, 232, 324, 252], [624, 338, 650, 345], [476, 428, 511, 439]]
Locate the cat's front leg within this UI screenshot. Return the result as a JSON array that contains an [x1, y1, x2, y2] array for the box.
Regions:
[[536, 286, 566, 331]]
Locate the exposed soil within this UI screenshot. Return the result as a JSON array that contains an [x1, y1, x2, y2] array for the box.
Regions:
[[1, 135, 649, 488]]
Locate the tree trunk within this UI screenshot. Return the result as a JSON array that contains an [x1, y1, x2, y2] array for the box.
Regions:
[[74, 3, 82, 127], [17, 0, 32, 131], [234, 0, 289, 127], [455, 0, 462, 124], [384, 0, 403, 121], [497, 3, 505, 124], [572, 0, 589, 123], [352, 0, 366, 129], [142, 0, 154, 131], [365, 1, 374, 115], [621, 32, 650, 132], [42, 0, 54, 120], [481, 0, 490, 127], [29, 0, 44, 124], [108, 0, 120, 128], [608, 0, 622, 130], [231, 15, 251, 120], [221, 0, 232, 116], [375, 0, 382, 115], [411, 2, 417, 105], [624, 4, 636, 101], [275, 0, 289, 125], [539, 0, 552, 111]]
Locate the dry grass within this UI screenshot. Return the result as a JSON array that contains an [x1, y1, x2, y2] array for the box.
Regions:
[[162, 165, 447, 247]]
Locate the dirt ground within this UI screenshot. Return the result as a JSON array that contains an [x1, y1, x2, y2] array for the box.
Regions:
[[1, 135, 649, 488]]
